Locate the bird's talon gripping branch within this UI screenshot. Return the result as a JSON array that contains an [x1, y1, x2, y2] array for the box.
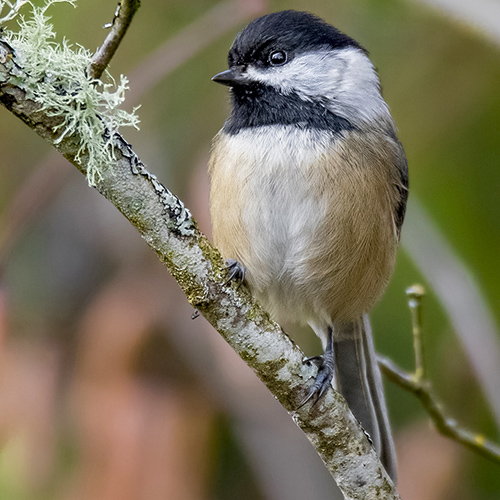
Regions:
[[303, 354, 324, 368], [298, 329, 335, 408], [299, 358, 335, 408], [224, 258, 246, 286]]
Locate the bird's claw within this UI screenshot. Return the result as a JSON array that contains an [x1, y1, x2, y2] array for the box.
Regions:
[[224, 258, 246, 286], [298, 354, 334, 409], [303, 355, 323, 368]]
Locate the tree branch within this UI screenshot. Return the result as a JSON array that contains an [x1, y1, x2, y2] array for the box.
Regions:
[[378, 354, 500, 464], [0, 39, 400, 499], [379, 285, 500, 465], [88, 0, 141, 80]]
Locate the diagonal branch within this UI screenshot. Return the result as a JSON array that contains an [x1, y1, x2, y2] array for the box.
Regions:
[[88, 0, 141, 80], [0, 39, 400, 500]]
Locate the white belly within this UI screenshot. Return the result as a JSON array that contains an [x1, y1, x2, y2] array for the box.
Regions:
[[212, 127, 330, 317], [209, 125, 398, 327]]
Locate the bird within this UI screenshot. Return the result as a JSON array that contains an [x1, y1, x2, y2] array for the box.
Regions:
[[208, 10, 408, 482]]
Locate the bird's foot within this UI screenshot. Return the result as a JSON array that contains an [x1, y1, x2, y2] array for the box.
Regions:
[[224, 258, 246, 286], [302, 355, 323, 367], [298, 353, 334, 408]]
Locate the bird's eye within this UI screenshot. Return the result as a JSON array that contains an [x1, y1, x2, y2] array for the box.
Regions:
[[269, 50, 287, 66]]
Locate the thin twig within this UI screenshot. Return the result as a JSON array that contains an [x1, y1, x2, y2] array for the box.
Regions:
[[379, 284, 500, 465], [406, 284, 426, 382], [379, 354, 500, 463], [404, 199, 500, 428], [88, 0, 141, 80]]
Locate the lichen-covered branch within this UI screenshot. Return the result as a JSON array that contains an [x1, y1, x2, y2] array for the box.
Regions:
[[89, 0, 141, 80], [0, 39, 400, 499], [378, 285, 500, 465]]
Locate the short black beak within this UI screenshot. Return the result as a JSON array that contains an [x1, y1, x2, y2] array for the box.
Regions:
[[212, 66, 248, 87]]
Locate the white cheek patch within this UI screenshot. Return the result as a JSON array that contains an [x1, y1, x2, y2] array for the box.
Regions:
[[245, 51, 346, 99], [244, 47, 393, 128]]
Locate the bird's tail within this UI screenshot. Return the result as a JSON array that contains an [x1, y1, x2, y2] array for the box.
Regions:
[[333, 314, 397, 482]]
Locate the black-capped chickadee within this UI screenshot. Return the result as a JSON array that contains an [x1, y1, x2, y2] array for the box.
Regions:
[[209, 10, 408, 481]]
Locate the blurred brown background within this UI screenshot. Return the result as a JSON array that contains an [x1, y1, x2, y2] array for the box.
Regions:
[[1, 0, 500, 499]]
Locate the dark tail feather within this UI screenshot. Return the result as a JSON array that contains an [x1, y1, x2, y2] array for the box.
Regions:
[[333, 314, 397, 482]]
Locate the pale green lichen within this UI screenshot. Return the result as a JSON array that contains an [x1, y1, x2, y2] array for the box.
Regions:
[[0, 0, 30, 24], [2, 0, 139, 186]]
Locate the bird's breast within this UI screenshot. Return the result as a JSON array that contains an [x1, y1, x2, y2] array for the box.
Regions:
[[209, 125, 401, 325]]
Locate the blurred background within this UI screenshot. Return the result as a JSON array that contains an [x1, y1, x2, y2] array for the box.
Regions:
[[1, 0, 500, 498]]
